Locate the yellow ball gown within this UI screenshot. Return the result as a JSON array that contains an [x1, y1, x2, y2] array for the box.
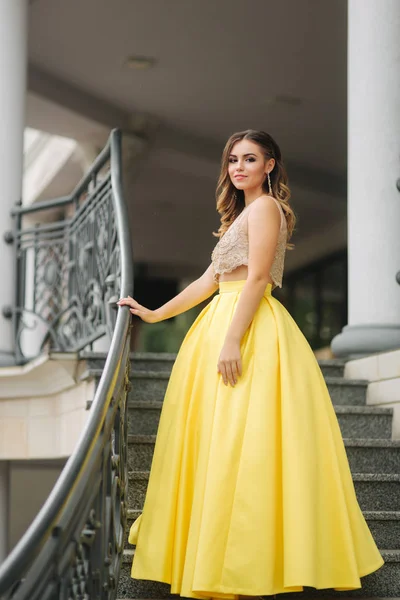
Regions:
[[128, 280, 384, 598]]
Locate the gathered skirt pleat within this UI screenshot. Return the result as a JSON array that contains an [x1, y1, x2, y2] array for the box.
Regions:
[[128, 280, 384, 598]]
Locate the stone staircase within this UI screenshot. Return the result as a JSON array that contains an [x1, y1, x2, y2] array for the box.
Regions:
[[84, 352, 400, 599]]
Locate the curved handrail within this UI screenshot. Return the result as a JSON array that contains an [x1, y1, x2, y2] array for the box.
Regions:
[[0, 129, 133, 598]]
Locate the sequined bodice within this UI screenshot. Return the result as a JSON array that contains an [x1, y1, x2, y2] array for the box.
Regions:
[[211, 197, 287, 289]]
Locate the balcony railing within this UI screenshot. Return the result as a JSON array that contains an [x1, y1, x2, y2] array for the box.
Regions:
[[10, 130, 129, 363], [0, 129, 133, 599]]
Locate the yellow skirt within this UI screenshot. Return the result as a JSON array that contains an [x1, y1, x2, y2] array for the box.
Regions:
[[129, 280, 384, 598]]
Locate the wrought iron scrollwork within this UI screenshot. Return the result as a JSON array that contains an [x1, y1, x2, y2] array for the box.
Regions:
[[0, 129, 134, 599], [12, 143, 123, 362]]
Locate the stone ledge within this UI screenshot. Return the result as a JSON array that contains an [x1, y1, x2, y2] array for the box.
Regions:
[[343, 350, 400, 440], [0, 352, 94, 459], [0, 351, 87, 398], [345, 350, 400, 383]]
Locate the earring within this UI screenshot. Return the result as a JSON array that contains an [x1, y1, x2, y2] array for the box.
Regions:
[[267, 172, 272, 195]]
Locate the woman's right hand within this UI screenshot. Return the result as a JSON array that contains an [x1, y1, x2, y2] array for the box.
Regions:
[[117, 296, 161, 323]]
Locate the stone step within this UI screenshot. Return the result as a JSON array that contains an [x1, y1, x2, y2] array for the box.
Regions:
[[324, 377, 368, 406], [85, 373, 371, 412], [81, 352, 345, 378], [124, 371, 369, 406], [130, 352, 177, 372], [128, 401, 163, 435], [124, 509, 400, 550], [128, 402, 393, 439], [353, 474, 400, 511], [80, 350, 177, 372], [366, 511, 400, 550], [127, 435, 400, 475], [343, 439, 400, 474], [318, 359, 347, 379], [128, 371, 171, 403], [118, 549, 400, 598], [80, 369, 169, 405], [127, 471, 400, 513], [334, 406, 393, 439], [83, 360, 366, 408]]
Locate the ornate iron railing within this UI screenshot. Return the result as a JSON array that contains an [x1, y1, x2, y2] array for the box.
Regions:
[[0, 129, 134, 599], [10, 132, 126, 363]]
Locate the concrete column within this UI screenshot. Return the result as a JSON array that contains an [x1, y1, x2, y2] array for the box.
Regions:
[[0, 462, 10, 563], [0, 0, 28, 366], [332, 0, 400, 357]]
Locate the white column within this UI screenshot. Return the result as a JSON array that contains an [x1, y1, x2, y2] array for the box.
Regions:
[[0, 0, 28, 366], [332, 0, 400, 357], [0, 462, 10, 563]]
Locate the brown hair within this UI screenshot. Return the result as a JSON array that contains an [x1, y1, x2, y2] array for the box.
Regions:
[[213, 129, 295, 249]]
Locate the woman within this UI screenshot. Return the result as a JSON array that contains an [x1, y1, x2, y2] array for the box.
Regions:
[[117, 130, 384, 599]]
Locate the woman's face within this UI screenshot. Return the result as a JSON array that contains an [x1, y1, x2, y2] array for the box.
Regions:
[[228, 139, 274, 192]]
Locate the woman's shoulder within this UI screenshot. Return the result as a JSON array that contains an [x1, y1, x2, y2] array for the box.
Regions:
[[246, 195, 285, 233], [248, 194, 282, 217]]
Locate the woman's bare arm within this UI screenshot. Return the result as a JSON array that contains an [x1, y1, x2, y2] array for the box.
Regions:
[[117, 262, 218, 322], [217, 196, 281, 386], [155, 263, 218, 320]]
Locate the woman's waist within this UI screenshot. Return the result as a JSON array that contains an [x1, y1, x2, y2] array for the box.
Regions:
[[218, 279, 272, 296]]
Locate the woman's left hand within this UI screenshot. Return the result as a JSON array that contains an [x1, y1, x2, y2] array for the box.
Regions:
[[217, 338, 242, 387]]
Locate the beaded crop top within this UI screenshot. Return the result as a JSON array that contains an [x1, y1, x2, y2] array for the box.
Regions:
[[211, 197, 287, 289]]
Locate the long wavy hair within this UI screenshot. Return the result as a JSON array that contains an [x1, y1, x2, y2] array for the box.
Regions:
[[213, 129, 296, 249]]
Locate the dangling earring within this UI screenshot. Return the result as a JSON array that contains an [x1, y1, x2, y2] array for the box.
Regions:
[[267, 172, 272, 196]]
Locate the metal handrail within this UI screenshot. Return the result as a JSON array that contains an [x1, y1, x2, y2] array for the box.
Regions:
[[0, 129, 134, 599]]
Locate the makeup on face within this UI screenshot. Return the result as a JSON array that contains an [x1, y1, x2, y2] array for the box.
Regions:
[[228, 143, 266, 188]]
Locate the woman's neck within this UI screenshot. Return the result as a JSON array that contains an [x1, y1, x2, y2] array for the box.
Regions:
[[244, 188, 268, 207]]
